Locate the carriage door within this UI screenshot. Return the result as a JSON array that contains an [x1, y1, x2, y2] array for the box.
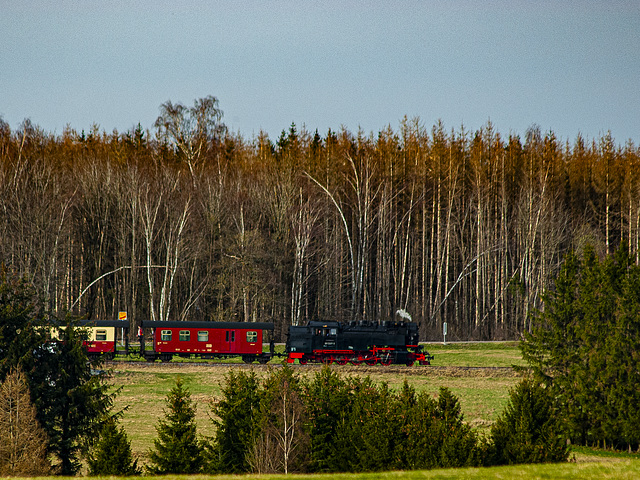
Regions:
[[225, 330, 237, 353]]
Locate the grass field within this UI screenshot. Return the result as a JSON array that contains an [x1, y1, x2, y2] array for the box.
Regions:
[[29, 460, 640, 480], [103, 342, 638, 478], [425, 341, 526, 367]]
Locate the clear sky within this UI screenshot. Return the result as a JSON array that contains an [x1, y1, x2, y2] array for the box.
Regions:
[[2, 0, 639, 145]]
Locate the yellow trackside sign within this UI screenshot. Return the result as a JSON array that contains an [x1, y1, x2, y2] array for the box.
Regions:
[[119, 311, 127, 321]]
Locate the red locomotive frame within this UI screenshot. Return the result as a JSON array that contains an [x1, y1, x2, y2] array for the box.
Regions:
[[287, 346, 430, 366]]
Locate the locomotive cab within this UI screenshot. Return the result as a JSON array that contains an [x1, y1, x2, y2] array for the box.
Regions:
[[287, 321, 340, 354]]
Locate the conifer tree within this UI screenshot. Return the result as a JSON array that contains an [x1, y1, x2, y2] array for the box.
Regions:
[[434, 387, 480, 467], [523, 245, 640, 450], [87, 417, 140, 476], [147, 377, 203, 474], [29, 319, 114, 474], [489, 378, 569, 465], [302, 367, 354, 472], [206, 370, 262, 473]]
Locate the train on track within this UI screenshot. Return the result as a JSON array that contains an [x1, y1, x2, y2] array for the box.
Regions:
[[286, 319, 432, 366], [71, 311, 432, 366]]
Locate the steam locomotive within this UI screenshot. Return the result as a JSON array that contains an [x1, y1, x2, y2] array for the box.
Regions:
[[286, 315, 432, 366]]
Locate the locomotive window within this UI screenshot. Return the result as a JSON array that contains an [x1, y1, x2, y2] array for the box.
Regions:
[[246, 331, 258, 343], [197, 331, 209, 342], [329, 328, 337, 335], [96, 330, 107, 341], [179, 330, 190, 341], [161, 330, 172, 341]]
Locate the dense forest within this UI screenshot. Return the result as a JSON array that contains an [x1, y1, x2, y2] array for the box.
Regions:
[[1, 97, 638, 341]]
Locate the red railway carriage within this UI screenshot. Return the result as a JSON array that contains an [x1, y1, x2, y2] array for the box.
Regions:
[[141, 320, 275, 363]]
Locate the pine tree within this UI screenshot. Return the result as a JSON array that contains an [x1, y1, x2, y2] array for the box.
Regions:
[[302, 367, 354, 472], [0, 368, 51, 476], [0, 267, 47, 381], [147, 377, 203, 474], [206, 370, 262, 473], [489, 378, 568, 465], [28, 319, 115, 474], [87, 417, 140, 476], [434, 387, 480, 467]]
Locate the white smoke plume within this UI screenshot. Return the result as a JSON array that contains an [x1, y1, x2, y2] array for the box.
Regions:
[[395, 309, 412, 322]]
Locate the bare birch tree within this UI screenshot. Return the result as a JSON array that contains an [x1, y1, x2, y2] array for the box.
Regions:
[[290, 189, 321, 326], [154, 96, 226, 184], [139, 176, 192, 322], [249, 375, 309, 474]]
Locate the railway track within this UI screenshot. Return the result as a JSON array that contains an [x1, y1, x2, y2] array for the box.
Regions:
[[103, 360, 521, 377]]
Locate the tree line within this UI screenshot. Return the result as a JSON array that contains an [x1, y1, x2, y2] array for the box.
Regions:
[[205, 366, 567, 474], [1, 97, 638, 340], [131, 366, 567, 475]]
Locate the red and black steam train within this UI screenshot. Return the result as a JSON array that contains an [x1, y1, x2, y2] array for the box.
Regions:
[[76, 317, 432, 366], [286, 320, 432, 366]]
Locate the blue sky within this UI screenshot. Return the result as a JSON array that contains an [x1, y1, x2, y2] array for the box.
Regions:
[[2, 1, 639, 145]]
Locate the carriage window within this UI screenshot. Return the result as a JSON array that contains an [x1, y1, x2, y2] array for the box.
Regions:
[[197, 331, 208, 342], [231, 331, 235, 342], [179, 330, 190, 341], [226, 331, 235, 342], [161, 330, 172, 341], [247, 331, 258, 343], [96, 330, 107, 341]]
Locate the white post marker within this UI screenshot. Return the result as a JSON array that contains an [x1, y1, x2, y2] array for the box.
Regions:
[[119, 311, 127, 346], [443, 322, 447, 345]]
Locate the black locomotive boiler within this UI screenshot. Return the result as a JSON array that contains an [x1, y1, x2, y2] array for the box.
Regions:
[[286, 316, 433, 366]]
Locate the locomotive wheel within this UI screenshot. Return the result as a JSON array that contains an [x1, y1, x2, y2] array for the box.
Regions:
[[405, 360, 415, 366], [365, 357, 378, 366], [299, 357, 308, 365], [381, 357, 393, 366], [350, 359, 362, 365], [336, 356, 348, 365], [323, 355, 334, 365]]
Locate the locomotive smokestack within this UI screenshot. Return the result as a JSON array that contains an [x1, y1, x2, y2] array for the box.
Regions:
[[396, 309, 412, 323]]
